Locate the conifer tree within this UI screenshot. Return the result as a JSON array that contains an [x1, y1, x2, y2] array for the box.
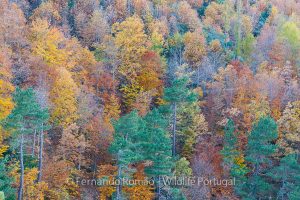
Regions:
[[164, 77, 197, 156], [221, 119, 248, 197], [252, 4, 272, 37], [3, 88, 49, 200], [221, 119, 239, 169], [143, 109, 173, 199], [109, 111, 144, 199], [0, 157, 15, 200], [242, 116, 278, 199], [268, 154, 300, 200]]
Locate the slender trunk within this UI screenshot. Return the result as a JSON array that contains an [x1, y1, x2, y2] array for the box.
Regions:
[[18, 133, 24, 200], [37, 124, 44, 182], [32, 129, 36, 157], [197, 65, 201, 87], [116, 164, 122, 200], [112, 67, 116, 91], [78, 151, 81, 170], [172, 102, 177, 157], [235, 0, 242, 58], [157, 176, 161, 200], [92, 157, 97, 178], [127, 0, 132, 16], [37, 130, 40, 149]]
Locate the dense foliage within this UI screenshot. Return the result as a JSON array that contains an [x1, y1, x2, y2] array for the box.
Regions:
[[0, 0, 299, 199]]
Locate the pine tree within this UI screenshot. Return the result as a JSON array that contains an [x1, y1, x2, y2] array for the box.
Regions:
[[142, 109, 173, 199], [221, 119, 239, 169], [220, 119, 248, 197], [252, 4, 272, 37], [164, 77, 197, 156], [109, 111, 144, 199], [3, 87, 49, 200], [242, 116, 278, 199], [268, 154, 300, 200], [0, 157, 16, 200]]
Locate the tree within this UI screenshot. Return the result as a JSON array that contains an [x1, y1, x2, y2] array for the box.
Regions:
[[279, 21, 300, 67], [143, 109, 173, 199], [50, 67, 78, 128], [120, 82, 143, 111], [206, 64, 238, 130], [0, 0, 26, 48], [278, 101, 300, 154], [174, 157, 192, 177], [30, 1, 62, 25], [57, 123, 89, 170], [0, 157, 16, 200], [164, 77, 197, 156], [77, 9, 109, 47], [220, 119, 248, 197], [18, 168, 48, 200], [252, 4, 272, 37], [268, 154, 300, 200], [178, 102, 208, 159], [109, 111, 144, 199], [0, 48, 14, 144], [221, 119, 239, 171], [36, 99, 50, 184], [97, 164, 118, 199], [177, 1, 201, 31], [113, 15, 148, 81], [0, 48, 14, 122], [29, 19, 68, 68], [123, 164, 154, 200], [42, 159, 79, 199], [183, 30, 207, 86], [242, 116, 278, 199], [3, 87, 48, 200], [137, 51, 164, 94]]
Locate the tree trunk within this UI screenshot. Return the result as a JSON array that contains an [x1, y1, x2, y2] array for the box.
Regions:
[[197, 65, 201, 87], [37, 124, 44, 182], [235, 0, 242, 58], [32, 129, 36, 157], [78, 151, 82, 170], [92, 157, 97, 178], [157, 176, 161, 200], [116, 164, 122, 200], [18, 133, 24, 200], [172, 102, 177, 157]]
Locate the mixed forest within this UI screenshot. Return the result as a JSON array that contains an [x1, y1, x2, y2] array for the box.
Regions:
[[0, 0, 300, 199]]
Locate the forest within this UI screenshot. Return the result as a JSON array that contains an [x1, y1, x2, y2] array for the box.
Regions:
[[0, 0, 300, 199]]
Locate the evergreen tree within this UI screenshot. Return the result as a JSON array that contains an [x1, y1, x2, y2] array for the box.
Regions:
[[242, 116, 278, 199], [164, 77, 197, 156], [220, 119, 248, 197], [268, 154, 300, 200], [221, 119, 239, 168], [142, 109, 173, 199], [3, 87, 48, 200], [0, 157, 15, 200], [109, 111, 144, 199], [252, 4, 272, 37]]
